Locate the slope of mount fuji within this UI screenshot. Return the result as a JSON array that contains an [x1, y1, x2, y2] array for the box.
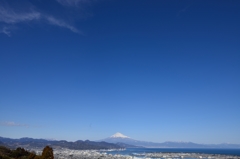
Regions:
[[110, 132, 130, 138]]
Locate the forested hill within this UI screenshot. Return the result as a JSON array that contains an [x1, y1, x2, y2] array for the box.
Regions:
[[0, 137, 123, 150], [0, 145, 54, 159]]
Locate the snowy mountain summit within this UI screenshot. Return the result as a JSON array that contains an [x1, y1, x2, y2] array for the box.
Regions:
[[110, 132, 130, 138]]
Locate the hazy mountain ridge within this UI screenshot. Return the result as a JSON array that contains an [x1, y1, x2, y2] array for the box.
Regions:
[[100, 133, 240, 148], [2, 133, 240, 150], [0, 137, 123, 150]]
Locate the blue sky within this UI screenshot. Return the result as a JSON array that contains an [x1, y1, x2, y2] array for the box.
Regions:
[[0, 0, 240, 144]]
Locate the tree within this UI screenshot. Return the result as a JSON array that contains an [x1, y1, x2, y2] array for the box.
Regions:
[[28, 152, 36, 159], [41, 146, 53, 159]]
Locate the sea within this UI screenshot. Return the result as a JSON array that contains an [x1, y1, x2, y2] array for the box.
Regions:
[[105, 148, 240, 158]]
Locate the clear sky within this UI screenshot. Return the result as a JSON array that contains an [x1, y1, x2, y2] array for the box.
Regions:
[[0, 0, 240, 144]]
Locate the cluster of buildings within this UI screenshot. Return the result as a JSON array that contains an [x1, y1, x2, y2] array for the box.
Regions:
[[30, 148, 240, 159]]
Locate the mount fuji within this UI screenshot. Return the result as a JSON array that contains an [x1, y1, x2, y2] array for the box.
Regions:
[[100, 132, 163, 148], [100, 133, 240, 148], [99, 132, 144, 148], [110, 132, 130, 138]]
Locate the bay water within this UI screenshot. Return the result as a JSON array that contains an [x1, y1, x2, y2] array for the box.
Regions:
[[106, 148, 240, 157]]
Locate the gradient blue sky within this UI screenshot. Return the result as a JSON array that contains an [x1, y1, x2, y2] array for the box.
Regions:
[[0, 0, 240, 144]]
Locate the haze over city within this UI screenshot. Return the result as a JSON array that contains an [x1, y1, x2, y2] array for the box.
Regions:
[[0, 0, 240, 145]]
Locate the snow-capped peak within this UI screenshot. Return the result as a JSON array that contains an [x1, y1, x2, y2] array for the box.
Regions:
[[110, 132, 130, 138]]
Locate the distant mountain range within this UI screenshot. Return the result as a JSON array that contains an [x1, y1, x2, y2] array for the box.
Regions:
[[0, 136, 123, 150], [100, 132, 240, 148], [1, 133, 240, 150]]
